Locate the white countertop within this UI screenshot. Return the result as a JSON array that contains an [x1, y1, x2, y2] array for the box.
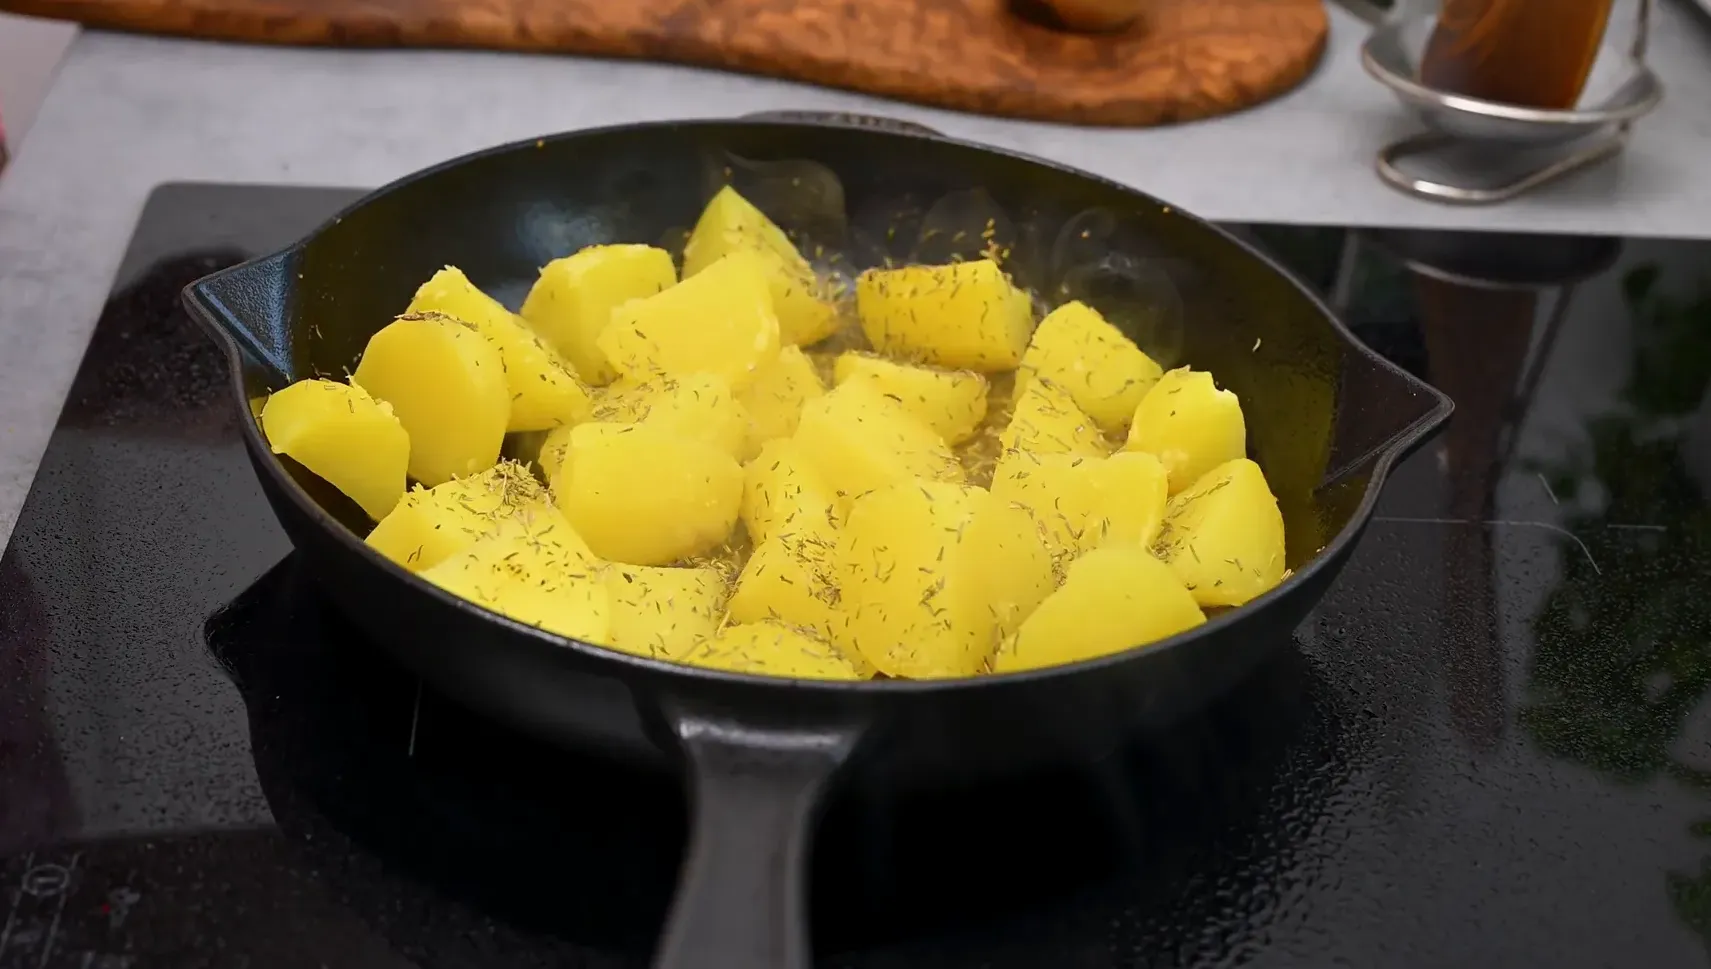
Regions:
[[3, 0, 1710, 548]]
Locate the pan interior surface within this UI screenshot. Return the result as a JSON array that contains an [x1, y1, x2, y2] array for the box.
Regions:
[[239, 122, 1441, 650]]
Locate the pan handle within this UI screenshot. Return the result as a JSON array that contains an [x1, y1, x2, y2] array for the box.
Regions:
[[741, 110, 943, 138], [652, 701, 865, 969]]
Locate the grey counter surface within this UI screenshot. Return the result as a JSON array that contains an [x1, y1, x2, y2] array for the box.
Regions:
[[3, 1, 1711, 549]]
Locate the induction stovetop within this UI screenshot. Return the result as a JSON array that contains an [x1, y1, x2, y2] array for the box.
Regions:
[[2, 184, 1710, 968]]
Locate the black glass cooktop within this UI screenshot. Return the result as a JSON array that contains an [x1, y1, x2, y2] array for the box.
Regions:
[[3, 184, 1711, 969]]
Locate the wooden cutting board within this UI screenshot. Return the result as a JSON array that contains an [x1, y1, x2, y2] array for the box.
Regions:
[[0, 0, 1329, 126]]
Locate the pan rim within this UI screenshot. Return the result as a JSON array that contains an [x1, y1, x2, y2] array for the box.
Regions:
[[191, 117, 1454, 698]]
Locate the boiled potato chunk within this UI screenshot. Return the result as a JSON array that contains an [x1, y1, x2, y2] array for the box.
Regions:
[[1000, 377, 1107, 457], [1125, 367, 1247, 494], [420, 528, 609, 643], [991, 451, 1105, 560], [742, 438, 845, 546], [353, 312, 509, 486], [793, 382, 963, 500], [604, 565, 727, 661], [832, 352, 987, 444], [1084, 451, 1170, 550], [740, 346, 825, 444], [991, 450, 1170, 560], [1154, 457, 1286, 607], [856, 259, 1034, 371], [520, 244, 677, 386], [260, 378, 409, 519], [1019, 301, 1163, 433], [836, 482, 1054, 678], [554, 423, 743, 566], [406, 266, 592, 432], [596, 373, 754, 461], [366, 461, 577, 572], [598, 250, 781, 392], [536, 420, 635, 486], [726, 528, 844, 648], [683, 187, 840, 347], [682, 620, 870, 680], [993, 546, 1205, 674]]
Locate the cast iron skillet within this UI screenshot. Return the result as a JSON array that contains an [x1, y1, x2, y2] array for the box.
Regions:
[[182, 111, 1452, 969]]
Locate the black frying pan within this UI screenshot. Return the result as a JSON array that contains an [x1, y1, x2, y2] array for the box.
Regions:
[[182, 112, 1451, 969]]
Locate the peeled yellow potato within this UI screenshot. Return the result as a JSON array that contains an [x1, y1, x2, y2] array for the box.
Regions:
[[1019, 301, 1163, 433], [1125, 368, 1247, 494], [1000, 377, 1107, 457], [554, 423, 743, 566], [420, 528, 609, 642], [683, 620, 871, 680], [520, 244, 677, 386], [353, 312, 509, 486], [406, 266, 592, 432], [991, 449, 1171, 560], [598, 250, 782, 392], [683, 187, 840, 347], [793, 382, 962, 500], [740, 346, 825, 444], [596, 373, 754, 461], [535, 420, 634, 486], [993, 546, 1205, 674], [836, 482, 1054, 678], [1084, 450, 1170, 550], [727, 527, 844, 648], [366, 462, 580, 572], [742, 438, 845, 546], [856, 259, 1034, 371], [261, 378, 409, 519], [604, 565, 727, 661], [991, 451, 1106, 560], [832, 352, 988, 444], [1154, 457, 1285, 607]]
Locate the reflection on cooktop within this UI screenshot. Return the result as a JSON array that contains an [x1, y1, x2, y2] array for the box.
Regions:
[[209, 555, 1341, 967], [2, 183, 1710, 968]]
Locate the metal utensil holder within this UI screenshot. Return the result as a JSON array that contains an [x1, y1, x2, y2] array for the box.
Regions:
[[1363, 0, 1661, 205]]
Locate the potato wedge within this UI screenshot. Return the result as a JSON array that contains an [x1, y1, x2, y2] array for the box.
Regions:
[[598, 250, 781, 391], [683, 187, 840, 347], [553, 422, 743, 566], [1124, 367, 1247, 494], [832, 352, 987, 444], [682, 620, 871, 680], [1084, 451, 1170, 551], [353, 312, 509, 486], [993, 546, 1205, 674], [991, 451, 1105, 560], [793, 381, 963, 499], [535, 420, 635, 486], [991, 449, 1170, 561], [742, 438, 845, 546], [520, 244, 677, 386], [1153, 457, 1286, 607], [604, 565, 727, 661], [406, 266, 592, 432], [999, 377, 1107, 458], [261, 378, 409, 519], [1019, 301, 1162, 433], [856, 259, 1034, 371], [420, 528, 609, 643], [366, 461, 586, 572], [836, 482, 1054, 678], [741, 345, 825, 444], [595, 373, 754, 461], [726, 528, 847, 651]]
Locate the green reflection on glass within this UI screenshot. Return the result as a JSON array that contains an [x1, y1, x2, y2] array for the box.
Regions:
[[1520, 264, 1711, 956]]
